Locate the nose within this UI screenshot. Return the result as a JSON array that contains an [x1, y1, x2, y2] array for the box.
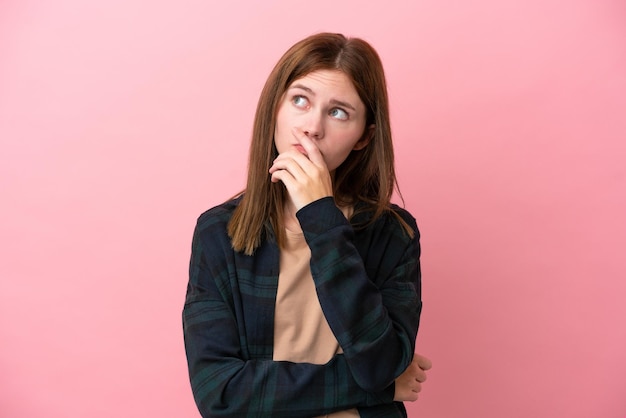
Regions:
[[302, 112, 324, 140]]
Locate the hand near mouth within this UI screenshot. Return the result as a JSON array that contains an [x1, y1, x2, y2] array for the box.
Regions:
[[269, 129, 332, 211], [293, 144, 307, 156]]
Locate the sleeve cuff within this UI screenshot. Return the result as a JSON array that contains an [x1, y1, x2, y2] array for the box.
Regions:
[[366, 382, 395, 406], [295, 197, 350, 240]]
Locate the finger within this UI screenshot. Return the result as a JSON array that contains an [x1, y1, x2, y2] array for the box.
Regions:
[[269, 154, 308, 179], [270, 168, 299, 190], [270, 168, 300, 189], [270, 150, 316, 173], [414, 353, 433, 370], [415, 369, 427, 383], [292, 128, 326, 168]]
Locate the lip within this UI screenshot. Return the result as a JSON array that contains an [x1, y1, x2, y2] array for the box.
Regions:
[[293, 144, 307, 156]]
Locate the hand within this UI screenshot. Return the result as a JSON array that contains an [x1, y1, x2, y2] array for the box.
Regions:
[[269, 129, 333, 211], [393, 353, 432, 402]]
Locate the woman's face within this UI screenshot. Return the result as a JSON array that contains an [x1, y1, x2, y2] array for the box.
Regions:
[[274, 69, 372, 172]]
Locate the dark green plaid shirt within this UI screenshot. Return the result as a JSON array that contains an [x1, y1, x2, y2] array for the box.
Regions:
[[183, 197, 422, 417]]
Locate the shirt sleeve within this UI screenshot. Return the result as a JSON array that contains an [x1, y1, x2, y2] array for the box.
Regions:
[[296, 197, 422, 393], [182, 213, 394, 418]]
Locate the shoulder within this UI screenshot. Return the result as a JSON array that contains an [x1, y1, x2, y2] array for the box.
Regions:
[[191, 197, 243, 254], [195, 196, 242, 232], [353, 202, 419, 241], [352, 203, 421, 278], [189, 197, 245, 263], [388, 203, 419, 236]]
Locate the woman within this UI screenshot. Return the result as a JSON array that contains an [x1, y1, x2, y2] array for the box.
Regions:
[[183, 32, 431, 417]]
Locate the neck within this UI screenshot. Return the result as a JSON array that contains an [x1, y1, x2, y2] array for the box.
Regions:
[[283, 198, 302, 233]]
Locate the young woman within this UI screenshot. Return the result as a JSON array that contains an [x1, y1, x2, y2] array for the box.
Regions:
[[183, 32, 431, 417]]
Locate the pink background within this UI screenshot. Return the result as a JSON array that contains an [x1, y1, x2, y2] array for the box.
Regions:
[[1, 0, 625, 417]]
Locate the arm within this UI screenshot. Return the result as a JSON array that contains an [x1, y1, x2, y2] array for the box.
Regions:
[[183, 215, 394, 418], [297, 197, 422, 393]]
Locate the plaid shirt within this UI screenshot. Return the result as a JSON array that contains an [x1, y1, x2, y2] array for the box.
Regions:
[[183, 196, 422, 418]]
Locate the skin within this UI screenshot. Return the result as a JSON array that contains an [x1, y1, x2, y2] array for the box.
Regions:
[[269, 68, 432, 401], [269, 69, 372, 216], [393, 353, 433, 402]]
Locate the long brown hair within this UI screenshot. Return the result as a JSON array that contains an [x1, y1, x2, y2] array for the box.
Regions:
[[228, 32, 411, 255]]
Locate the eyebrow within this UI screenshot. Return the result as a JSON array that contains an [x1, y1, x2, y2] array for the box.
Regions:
[[290, 83, 357, 111]]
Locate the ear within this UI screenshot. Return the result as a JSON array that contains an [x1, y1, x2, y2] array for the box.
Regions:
[[353, 124, 375, 151]]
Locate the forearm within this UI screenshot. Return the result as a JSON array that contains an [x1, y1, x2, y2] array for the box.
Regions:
[[183, 312, 394, 417], [297, 198, 421, 392]]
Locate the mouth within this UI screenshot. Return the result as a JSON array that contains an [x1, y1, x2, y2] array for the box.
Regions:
[[293, 144, 307, 156]]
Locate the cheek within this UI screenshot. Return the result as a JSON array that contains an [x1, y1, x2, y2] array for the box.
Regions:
[[275, 99, 294, 125], [274, 107, 288, 139], [274, 108, 295, 142], [323, 137, 361, 170]]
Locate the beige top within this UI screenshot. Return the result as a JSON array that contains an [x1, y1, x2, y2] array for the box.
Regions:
[[273, 228, 359, 418]]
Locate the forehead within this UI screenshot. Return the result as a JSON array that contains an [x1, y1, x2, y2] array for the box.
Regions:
[[290, 70, 359, 96]]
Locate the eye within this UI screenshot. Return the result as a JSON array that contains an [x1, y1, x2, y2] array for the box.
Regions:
[[292, 95, 309, 108], [329, 108, 349, 121]]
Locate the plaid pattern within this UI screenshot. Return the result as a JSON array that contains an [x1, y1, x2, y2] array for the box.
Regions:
[[183, 197, 422, 417]]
